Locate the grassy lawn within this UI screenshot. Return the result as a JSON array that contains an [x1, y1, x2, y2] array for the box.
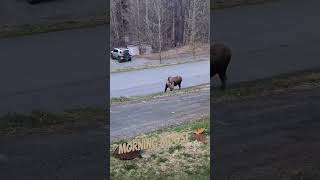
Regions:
[[110, 116, 210, 180]]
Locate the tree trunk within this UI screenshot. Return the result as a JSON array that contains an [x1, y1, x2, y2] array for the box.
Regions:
[[172, 3, 176, 47], [136, 0, 141, 50], [191, 0, 197, 57], [158, 2, 162, 64]]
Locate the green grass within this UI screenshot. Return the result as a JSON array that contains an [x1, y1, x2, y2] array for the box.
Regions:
[[110, 116, 210, 180], [168, 144, 184, 154], [0, 15, 108, 39]]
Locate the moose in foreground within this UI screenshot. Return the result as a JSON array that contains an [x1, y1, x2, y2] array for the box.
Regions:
[[165, 76, 182, 92], [211, 43, 232, 89]]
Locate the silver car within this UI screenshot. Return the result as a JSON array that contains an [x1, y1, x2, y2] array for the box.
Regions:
[[110, 48, 132, 63]]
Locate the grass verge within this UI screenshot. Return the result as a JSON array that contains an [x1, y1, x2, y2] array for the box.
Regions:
[[111, 58, 208, 73], [110, 84, 210, 105], [277, 167, 320, 180], [212, 70, 320, 102], [211, 0, 280, 10], [0, 106, 106, 136], [110, 116, 210, 180], [0, 15, 108, 39]]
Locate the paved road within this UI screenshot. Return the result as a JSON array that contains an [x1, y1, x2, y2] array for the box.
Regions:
[[0, 128, 107, 180], [111, 88, 210, 142], [212, 87, 320, 179], [0, 26, 108, 114], [110, 61, 210, 97], [211, 0, 320, 87]]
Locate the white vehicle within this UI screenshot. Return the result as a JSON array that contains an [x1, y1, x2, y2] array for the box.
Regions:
[[110, 48, 132, 63]]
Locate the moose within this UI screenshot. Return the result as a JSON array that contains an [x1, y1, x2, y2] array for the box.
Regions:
[[211, 43, 232, 89], [164, 75, 182, 92]]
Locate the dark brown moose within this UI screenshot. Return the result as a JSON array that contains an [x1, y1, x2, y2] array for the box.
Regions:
[[211, 43, 232, 89], [165, 76, 182, 92]]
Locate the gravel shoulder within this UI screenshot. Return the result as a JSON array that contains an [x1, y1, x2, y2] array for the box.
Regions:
[[110, 88, 210, 142]]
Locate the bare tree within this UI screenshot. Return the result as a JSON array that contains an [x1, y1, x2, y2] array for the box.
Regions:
[[110, 0, 209, 59], [155, 0, 162, 63], [190, 0, 197, 57]]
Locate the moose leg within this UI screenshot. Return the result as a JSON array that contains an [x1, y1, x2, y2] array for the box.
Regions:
[[218, 71, 227, 89], [165, 84, 168, 92], [178, 83, 181, 90]]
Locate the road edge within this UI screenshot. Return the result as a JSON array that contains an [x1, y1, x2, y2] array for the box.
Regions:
[[211, 0, 280, 10], [0, 15, 109, 39]]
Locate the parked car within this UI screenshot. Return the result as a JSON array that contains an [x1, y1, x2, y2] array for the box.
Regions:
[[110, 48, 132, 63]]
